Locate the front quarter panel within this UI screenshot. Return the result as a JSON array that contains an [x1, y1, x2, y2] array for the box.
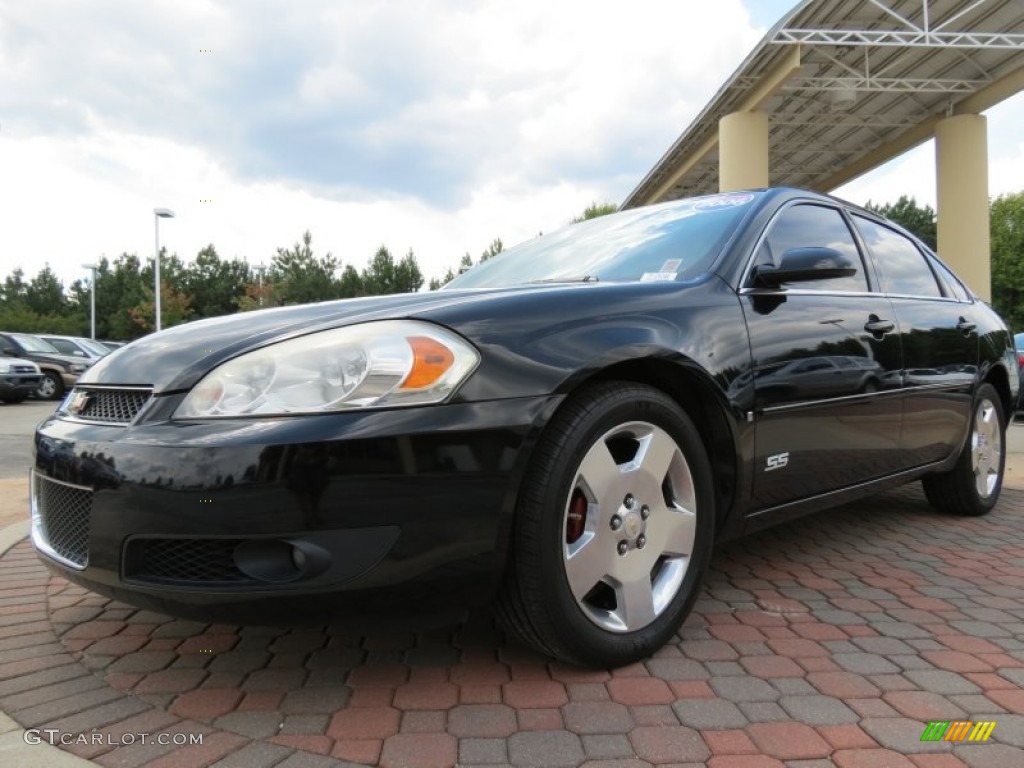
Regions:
[[424, 278, 752, 409]]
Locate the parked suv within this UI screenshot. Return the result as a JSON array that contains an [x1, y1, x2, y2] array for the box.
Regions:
[[0, 332, 90, 400], [0, 356, 42, 403], [37, 334, 111, 362]]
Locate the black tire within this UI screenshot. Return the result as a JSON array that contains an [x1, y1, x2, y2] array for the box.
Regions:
[[922, 382, 1005, 517], [496, 381, 715, 667], [36, 372, 64, 401]]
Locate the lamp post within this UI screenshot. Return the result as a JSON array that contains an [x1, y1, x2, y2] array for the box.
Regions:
[[153, 208, 175, 332], [256, 262, 267, 306], [81, 263, 98, 339]]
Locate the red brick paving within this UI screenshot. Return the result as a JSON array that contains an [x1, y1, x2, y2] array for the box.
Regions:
[[746, 722, 832, 760], [3, 484, 1024, 766]]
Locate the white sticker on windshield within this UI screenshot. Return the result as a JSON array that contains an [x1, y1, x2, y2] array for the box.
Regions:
[[660, 260, 682, 272], [640, 272, 677, 282], [693, 193, 755, 210]]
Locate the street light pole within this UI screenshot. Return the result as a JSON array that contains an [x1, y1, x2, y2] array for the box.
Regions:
[[81, 263, 98, 339], [256, 262, 267, 306], [153, 208, 175, 332]]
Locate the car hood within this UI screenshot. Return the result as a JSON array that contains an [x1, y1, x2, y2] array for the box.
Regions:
[[24, 352, 89, 369], [77, 286, 570, 393], [3, 357, 40, 371]]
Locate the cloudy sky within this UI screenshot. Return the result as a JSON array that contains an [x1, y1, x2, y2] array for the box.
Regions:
[[1, 0, 1022, 288]]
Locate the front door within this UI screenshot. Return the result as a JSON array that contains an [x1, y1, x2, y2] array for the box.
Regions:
[[741, 202, 904, 509]]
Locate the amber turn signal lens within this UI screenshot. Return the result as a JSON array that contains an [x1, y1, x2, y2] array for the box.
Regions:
[[400, 336, 455, 389]]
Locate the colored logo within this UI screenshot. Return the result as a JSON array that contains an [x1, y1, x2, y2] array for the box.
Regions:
[[920, 721, 996, 742]]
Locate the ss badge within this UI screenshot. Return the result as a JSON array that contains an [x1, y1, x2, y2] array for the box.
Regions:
[[765, 452, 789, 472]]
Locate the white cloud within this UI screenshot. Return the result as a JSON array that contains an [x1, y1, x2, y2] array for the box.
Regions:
[[5, 0, 1019, 296], [0, 0, 769, 287]]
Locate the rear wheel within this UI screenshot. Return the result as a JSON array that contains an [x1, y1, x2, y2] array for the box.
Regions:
[[497, 382, 714, 667], [922, 383, 1005, 516]]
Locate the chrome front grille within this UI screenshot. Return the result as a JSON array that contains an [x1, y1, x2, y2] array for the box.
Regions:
[[31, 474, 92, 569], [12, 365, 36, 374], [70, 387, 152, 424]]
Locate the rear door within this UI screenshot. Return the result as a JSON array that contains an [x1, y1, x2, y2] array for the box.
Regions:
[[741, 202, 904, 509], [850, 215, 977, 467]]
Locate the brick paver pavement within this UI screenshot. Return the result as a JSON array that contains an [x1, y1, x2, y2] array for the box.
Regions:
[[2, 484, 1023, 767]]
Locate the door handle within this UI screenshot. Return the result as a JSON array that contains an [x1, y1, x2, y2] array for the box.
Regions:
[[957, 317, 976, 333], [864, 316, 895, 336]]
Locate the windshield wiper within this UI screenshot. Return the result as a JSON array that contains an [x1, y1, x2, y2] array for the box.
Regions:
[[528, 275, 599, 284]]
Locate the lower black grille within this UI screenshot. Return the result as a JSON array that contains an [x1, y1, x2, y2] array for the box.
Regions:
[[124, 538, 251, 585], [73, 388, 152, 423], [33, 475, 91, 568]]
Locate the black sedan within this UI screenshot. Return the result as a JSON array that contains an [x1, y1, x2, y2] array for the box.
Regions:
[[31, 188, 1017, 667]]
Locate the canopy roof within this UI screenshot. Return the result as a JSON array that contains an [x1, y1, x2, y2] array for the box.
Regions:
[[623, 0, 1024, 208]]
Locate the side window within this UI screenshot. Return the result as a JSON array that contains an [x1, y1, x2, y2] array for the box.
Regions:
[[853, 215, 942, 298], [0, 337, 13, 355], [755, 204, 868, 292], [930, 257, 972, 302]]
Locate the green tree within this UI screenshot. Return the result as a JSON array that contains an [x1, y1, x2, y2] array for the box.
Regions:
[[865, 195, 937, 249], [96, 255, 149, 340], [361, 246, 401, 295], [272, 231, 341, 305], [394, 249, 424, 293], [571, 202, 618, 224], [0, 268, 28, 308], [24, 266, 66, 316], [480, 238, 503, 262], [339, 264, 363, 298], [991, 192, 1024, 331], [129, 285, 194, 332], [182, 246, 252, 319]]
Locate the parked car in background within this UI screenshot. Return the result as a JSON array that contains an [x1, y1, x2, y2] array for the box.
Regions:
[[97, 340, 126, 352], [0, 332, 90, 400], [0, 356, 42, 403], [1015, 332, 1024, 415], [30, 188, 1018, 667], [37, 335, 112, 362]]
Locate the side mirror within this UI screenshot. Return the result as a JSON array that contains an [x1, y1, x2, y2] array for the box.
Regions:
[[752, 247, 856, 288]]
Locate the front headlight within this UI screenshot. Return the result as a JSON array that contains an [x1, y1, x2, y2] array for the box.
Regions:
[[69, 364, 87, 374], [0, 362, 11, 374], [175, 320, 479, 418]]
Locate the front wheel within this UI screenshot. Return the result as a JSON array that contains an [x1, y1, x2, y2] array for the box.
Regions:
[[496, 382, 715, 667], [36, 372, 64, 401], [922, 382, 1005, 516]]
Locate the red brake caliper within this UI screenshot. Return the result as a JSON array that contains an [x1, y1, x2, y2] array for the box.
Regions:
[[566, 488, 587, 543]]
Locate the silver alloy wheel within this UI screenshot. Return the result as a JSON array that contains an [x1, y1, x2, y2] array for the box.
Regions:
[[37, 375, 57, 399], [971, 397, 1002, 499], [561, 421, 697, 633]]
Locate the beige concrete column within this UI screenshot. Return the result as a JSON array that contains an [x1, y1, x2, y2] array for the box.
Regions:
[[935, 113, 990, 300], [719, 111, 769, 192]]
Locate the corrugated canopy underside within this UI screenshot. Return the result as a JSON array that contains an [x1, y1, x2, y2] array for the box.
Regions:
[[623, 0, 1024, 208]]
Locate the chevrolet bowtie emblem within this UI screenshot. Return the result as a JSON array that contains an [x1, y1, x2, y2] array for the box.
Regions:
[[66, 390, 91, 416]]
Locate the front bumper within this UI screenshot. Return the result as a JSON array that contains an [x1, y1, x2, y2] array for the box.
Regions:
[[31, 395, 558, 622], [0, 374, 42, 399]]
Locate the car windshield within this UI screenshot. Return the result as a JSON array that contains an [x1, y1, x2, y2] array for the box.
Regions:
[[445, 192, 760, 289], [78, 338, 111, 356], [12, 333, 60, 353]]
